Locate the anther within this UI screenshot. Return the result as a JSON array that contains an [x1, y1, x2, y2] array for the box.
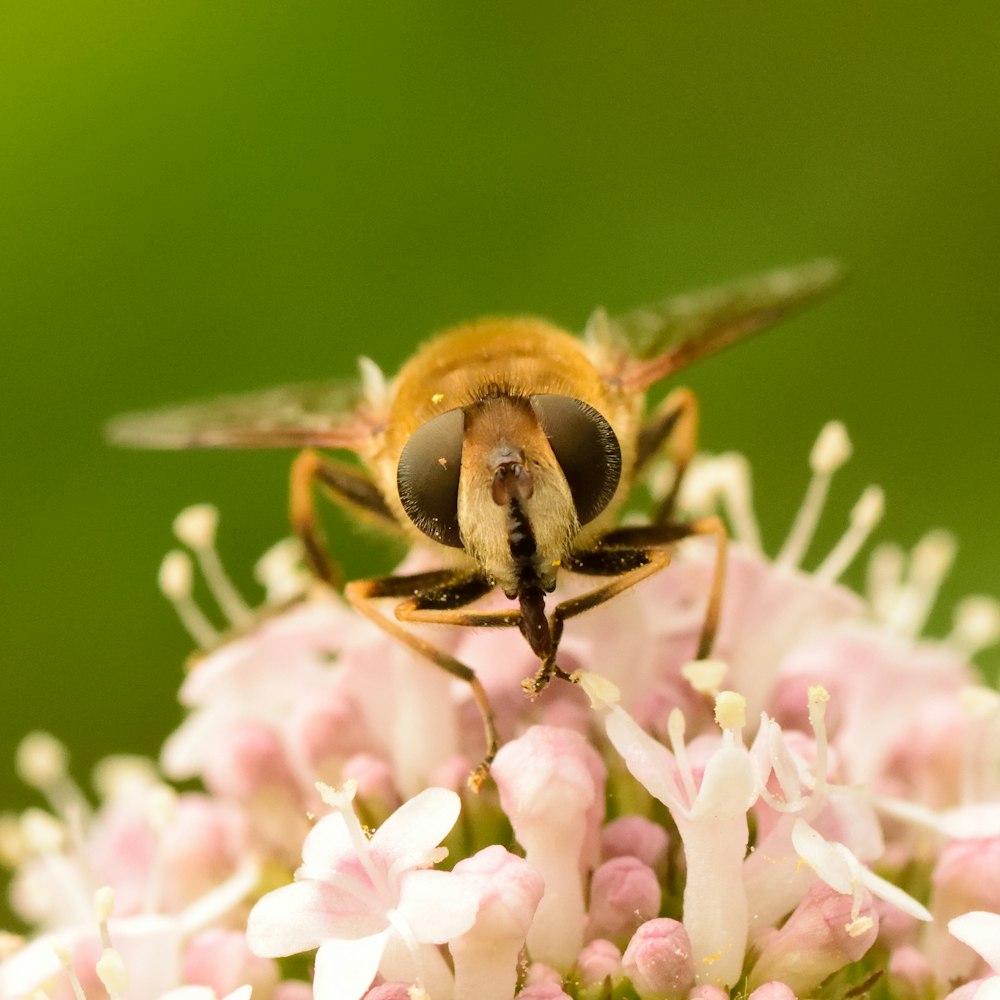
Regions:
[[173, 504, 253, 628], [254, 538, 309, 605], [778, 421, 853, 569], [949, 596, 1000, 657], [158, 551, 219, 649], [815, 485, 885, 584]]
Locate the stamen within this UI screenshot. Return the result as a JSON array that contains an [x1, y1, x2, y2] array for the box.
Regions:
[[776, 421, 852, 569], [142, 785, 178, 914], [807, 686, 831, 792], [95, 947, 128, 1000], [667, 709, 699, 806], [575, 670, 622, 710], [959, 685, 1000, 804], [21, 809, 65, 856], [93, 886, 116, 948], [866, 542, 905, 621], [52, 939, 86, 1000], [814, 485, 884, 584], [884, 530, 956, 637], [714, 691, 747, 736], [158, 551, 219, 648], [948, 595, 1000, 658], [173, 504, 253, 628], [15, 733, 87, 820], [254, 538, 309, 605], [317, 781, 385, 900], [713, 453, 763, 552], [681, 658, 728, 696], [91, 756, 159, 803]]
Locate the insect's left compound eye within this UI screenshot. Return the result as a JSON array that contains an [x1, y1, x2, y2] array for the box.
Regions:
[[530, 394, 622, 525], [397, 408, 465, 548]]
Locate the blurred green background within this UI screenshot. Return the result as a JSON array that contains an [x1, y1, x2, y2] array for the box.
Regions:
[[2, 4, 998, 812]]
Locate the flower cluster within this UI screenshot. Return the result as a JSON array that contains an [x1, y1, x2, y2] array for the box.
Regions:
[[2, 424, 1000, 1000]]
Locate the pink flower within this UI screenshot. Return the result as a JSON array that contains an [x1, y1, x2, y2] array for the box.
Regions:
[[246, 783, 478, 1000]]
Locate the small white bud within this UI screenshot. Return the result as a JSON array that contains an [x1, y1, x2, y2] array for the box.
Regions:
[[810, 421, 852, 473], [681, 658, 728, 695], [21, 810, 64, 855], [51, 938, 73, 966], [93, 886, 116, 924], [158, 551, 193, 600], [15, 732, 68, 790], [714, 691, 747, 732], [96, 947, 129, 997], [173, 503, 219, 549]]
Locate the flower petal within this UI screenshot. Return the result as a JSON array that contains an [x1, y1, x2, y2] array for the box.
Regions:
[[396, 869, 480, 943], [791, 820, 853, 894], [949, 911, 1000, 971], [372, 787, 460, 866], [604, 706, 683, 811], [247, 881, 384, 957], [301, 812, 354, 869], [313, 933, 387, 1000]]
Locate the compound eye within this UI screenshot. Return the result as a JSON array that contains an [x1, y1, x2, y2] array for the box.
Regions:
[[530, 394, 622, 525], [397, 408, 465, 548]]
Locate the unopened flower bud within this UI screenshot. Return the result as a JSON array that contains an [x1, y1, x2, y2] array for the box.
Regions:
[[749, 881, 878, 995], [574, 939, 622, 987], [748, 983, 797, 1000], [516, 985, 573, 1000], [601, 816, 669, 869], [888, 945, 933, 1000], [585, 856, 662, 946], [621, 918, 695, 1000]]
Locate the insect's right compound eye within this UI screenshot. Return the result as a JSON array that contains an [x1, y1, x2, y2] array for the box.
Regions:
[[397, 408, 465, 548]]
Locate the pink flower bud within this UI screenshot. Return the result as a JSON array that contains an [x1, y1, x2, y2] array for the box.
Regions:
[[341, 753, 401, 812], [183, 928, 278, 996], [689, 986, 730, 1000], [574, 939, 622, 986], [450, 846, 545, 1000], [749, 882, 878, 995], [585, 856, 662, 946], [747, 982, 798, 1000], [621, 918, 695, 1000], [929, 838, 1000, 981], [516, 985, 573, 1000], [274, 982, 313, 1000], [362, 984, 412, 1000], [493, 726, 606, 968], [601, 816, 669, 869], [888, 945, 933, 1000], [204, 722, 297, 797]]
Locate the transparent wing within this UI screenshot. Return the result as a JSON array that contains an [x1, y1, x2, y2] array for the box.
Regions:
[[587, 258, 845, 390], [107, 377, 378, 450]]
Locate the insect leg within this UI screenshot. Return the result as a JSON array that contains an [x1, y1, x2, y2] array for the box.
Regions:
[[290, 449, 397, 585], [633, 387, 700, 525], [344, 569, 503, 790], [584, 517, 729, 661]]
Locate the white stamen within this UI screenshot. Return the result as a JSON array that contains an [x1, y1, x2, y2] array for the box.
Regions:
[[173, 503, 219, 549], [884, 530, 956, 637], [681, 658, 728, 696], [52, 938, 86, 1000], [173, 504, 253, 628], [667, 709, 699, 806], [358, 355, 389, 411], [158, 551, 219, 648], [714, 690, 747, 733], [16, 732, 68, 791], [777, 421, 852, 569], [814, 485, 885, 584], [143, 786, 177, 915], [866, 542, 905, 621], [713, 453, 763, 552], [92, 756, 159, 802], [574, 670, 621, 710], [807, 686, 831, 791], [846, 915, 874, 938], [95, 947, 128, 999], [93, 885, 115, 922], [254, 537, 309, 605], [949, 595, 1000, 657]]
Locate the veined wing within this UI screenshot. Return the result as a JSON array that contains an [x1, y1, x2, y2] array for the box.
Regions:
[[587, 258, 845, 390], [107, 377, 380, 450]]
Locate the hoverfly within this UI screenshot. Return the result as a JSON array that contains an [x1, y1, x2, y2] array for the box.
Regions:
[[109, 260, 842, 786]]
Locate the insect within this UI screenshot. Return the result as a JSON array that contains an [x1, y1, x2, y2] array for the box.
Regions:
[[109, 259, 842, 787]]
